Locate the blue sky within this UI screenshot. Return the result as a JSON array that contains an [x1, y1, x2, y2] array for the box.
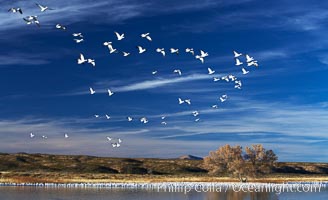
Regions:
[[0, 0, 328, 162]]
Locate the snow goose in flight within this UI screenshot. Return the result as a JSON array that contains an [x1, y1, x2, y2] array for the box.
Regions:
[[170, 48, 179, 54], [107, 137, 122, 146], [213, 77, 220, 82], [242, 67, 249, 75], [23, 16, 40, 27], [246, 54, 254, 62], [192, 111, 199, 117], [156, 48, 165, 56], [141, 33, 152, 41], [208, 67, 215, 75], [30, 132, 35, 138], [185, 99, 191, 105], [173, 69, 182, 76], [112, 143, 121, 148], [247, 60, 259, 67], [107, 89, 114, 96], [114, 31, 125, 40], [140, 117, 148, 124], [233, 50, 242, 58], [195, 50, 208, 63], [103, 42, 117, 54], [73, 33, 83, 37], [87, 59, 95, 67], [127, 116, 133, 122], [123, 52, 130, 57], [212, 104, 218, 109], [185, 48, 194, 55], [221, 76, 229, 82], [89, 87, 96, 95], [74, 38, 84, 43], [200, 50, 208, 57], [77, 53, 87, 64], [228, 74, 237, 81], [8, 8, 23, 14], [34, 19, 40, 27], [23, 17, 32, 25], [137, 46, 146, 54], [195, 55, 204, 63], [219, 94, 228, 102], [64, 134, 69, 139], [235, 80, 242, 89], [105, 114, 111, 120], [56, 24, 66, 30], [235, 58, 243, 66], [36, 3, 54, 12]]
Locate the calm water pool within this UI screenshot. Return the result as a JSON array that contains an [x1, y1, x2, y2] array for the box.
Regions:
[[0, 184, 327, 200]]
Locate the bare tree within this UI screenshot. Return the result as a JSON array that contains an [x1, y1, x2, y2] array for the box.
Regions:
[[203, 144, 245, 177], [204, 144, 278, 181], [244, 144, 278, 177]]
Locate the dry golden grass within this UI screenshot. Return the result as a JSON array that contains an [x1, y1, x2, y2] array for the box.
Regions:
[[1, 172, 328, 184]]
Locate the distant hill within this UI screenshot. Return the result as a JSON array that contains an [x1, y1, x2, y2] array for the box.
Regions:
[[178, 155, 203, 160], [0, 152, 206, 175], [0, 152, 327, 177]]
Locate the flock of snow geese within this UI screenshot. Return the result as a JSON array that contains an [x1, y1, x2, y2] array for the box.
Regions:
[[9, 3, 259, 148]]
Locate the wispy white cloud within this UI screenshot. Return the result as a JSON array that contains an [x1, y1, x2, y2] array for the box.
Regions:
[[62, 73, 217, 96], [0, 53, 50, 66], [284, 10, 328, 31], [255, 50, 288, 61], [113, 74, 214, 92]]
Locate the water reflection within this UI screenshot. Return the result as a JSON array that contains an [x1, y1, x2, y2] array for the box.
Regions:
[[0, 186, 326, 200], [203, 189, 276, 200]]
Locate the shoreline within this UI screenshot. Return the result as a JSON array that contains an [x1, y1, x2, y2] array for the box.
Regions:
[[0, 181, 327, 190], [1, 175, 328, 184]]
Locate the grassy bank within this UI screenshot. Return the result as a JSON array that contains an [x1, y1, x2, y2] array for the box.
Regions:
[[0, 152, 327, 184]]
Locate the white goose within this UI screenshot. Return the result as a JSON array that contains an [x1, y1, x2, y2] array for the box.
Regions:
[[107, 89, 114, 96], [235, 58, 243, 66], [36, 3, 54, 12], [208, 67, 215, 75], [173, 69, 182, 76], [242, 67, 249, 75], [137, 46, 146, 54], [141, 33, 152, 41], [77, 53, 87, 64], [114, 31, 125, 40], [233, 50, 242, 58], [89, 87, 96, 95]]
